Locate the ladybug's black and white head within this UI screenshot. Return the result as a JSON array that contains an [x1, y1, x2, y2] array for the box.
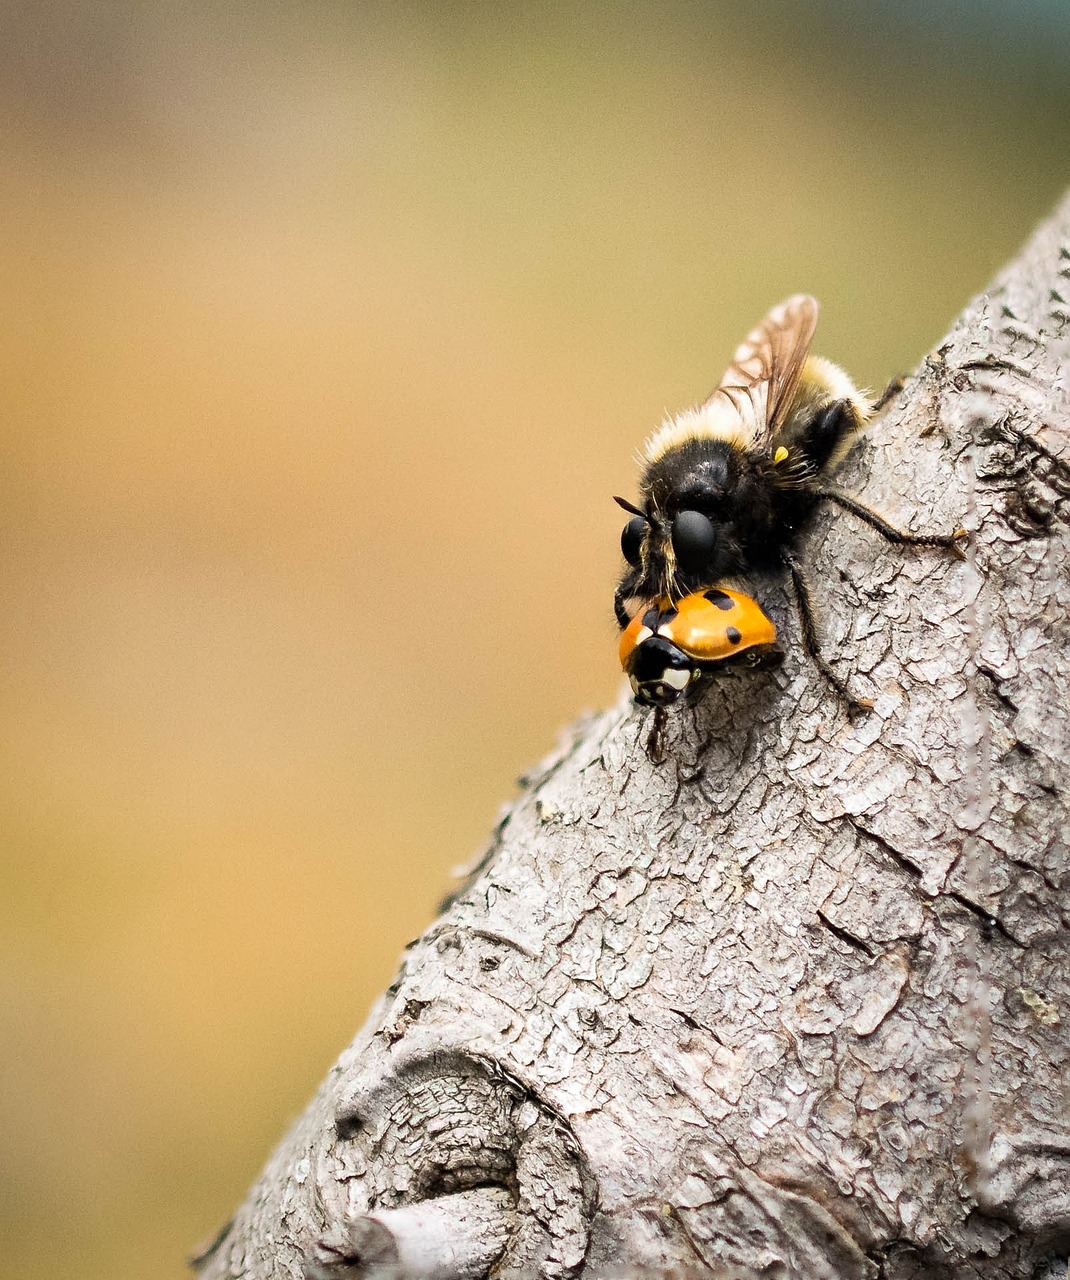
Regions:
[[625, 633, 698, 706]]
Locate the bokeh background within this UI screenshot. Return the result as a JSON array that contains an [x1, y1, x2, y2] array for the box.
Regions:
[[1, 2, 1066, 1276]]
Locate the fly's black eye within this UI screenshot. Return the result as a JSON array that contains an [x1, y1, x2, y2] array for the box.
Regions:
[[671, 510, 716, 571], [621, 516, 646, 566]]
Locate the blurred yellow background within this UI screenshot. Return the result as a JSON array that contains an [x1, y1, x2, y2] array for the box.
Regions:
[[0, 2, 1066, 1276]]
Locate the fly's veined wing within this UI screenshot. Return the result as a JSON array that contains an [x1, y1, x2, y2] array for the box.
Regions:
[[714, 294, 819, 443]]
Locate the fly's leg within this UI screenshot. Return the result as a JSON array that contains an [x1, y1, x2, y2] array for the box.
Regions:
[[614, 567, 645, 629], [645, 706, 668, 763], [815, 487, 968, 556], [872, 375, 905, 412], [781, 547, 873, 714]]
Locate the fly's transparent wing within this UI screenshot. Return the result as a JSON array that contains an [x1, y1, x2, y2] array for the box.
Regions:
[[644, 296, 821, 463], [709, 294, 819, 447]]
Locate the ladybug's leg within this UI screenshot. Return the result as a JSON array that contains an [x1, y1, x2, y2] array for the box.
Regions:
[[781, 547, 873, 713], [813, 488, 967, 554]]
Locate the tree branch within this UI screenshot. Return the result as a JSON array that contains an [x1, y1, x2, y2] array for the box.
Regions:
[[194, 193, 1070, 1280]]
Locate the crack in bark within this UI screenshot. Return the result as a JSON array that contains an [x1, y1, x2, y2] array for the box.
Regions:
[[842, 812, 1025, 948], [817, 908, 877, 958], [841, 812, 925, 883], [943, 888, 1025, 947]]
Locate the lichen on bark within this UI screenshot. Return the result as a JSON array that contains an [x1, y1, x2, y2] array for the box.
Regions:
[[195, 194, 1070, 1280]]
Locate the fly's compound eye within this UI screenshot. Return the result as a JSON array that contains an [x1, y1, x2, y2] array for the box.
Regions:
[[671, 510, 716, 571], [621, 516, 646, 567]]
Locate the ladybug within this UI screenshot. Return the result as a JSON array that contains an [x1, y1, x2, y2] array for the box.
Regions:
[[619, 587, 781, 706]]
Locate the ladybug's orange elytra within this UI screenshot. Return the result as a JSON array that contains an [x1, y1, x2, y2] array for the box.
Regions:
[[619, 587, 777, 671]]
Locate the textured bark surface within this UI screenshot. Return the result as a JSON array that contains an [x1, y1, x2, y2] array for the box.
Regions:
[[195, 195, 1070, 1280]]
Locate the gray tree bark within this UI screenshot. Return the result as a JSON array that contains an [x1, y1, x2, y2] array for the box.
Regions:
[[194, 194, 1070, 1280]]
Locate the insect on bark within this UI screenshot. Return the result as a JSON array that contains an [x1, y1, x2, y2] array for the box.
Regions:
[[614, 295, 966, 711]]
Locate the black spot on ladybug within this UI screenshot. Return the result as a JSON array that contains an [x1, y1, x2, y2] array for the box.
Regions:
[[704, 589, 734, 611], [658, 606, 679, 625], [642, 608, 661, 630], [726, 626, 742, 645]]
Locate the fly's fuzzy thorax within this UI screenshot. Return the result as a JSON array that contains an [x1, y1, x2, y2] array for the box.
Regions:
[[642, 386, 765, 465], [789, 356, 873, 465]]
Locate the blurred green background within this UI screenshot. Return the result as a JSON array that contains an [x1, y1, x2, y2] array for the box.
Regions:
[[0, 2, 1066, 1276]]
